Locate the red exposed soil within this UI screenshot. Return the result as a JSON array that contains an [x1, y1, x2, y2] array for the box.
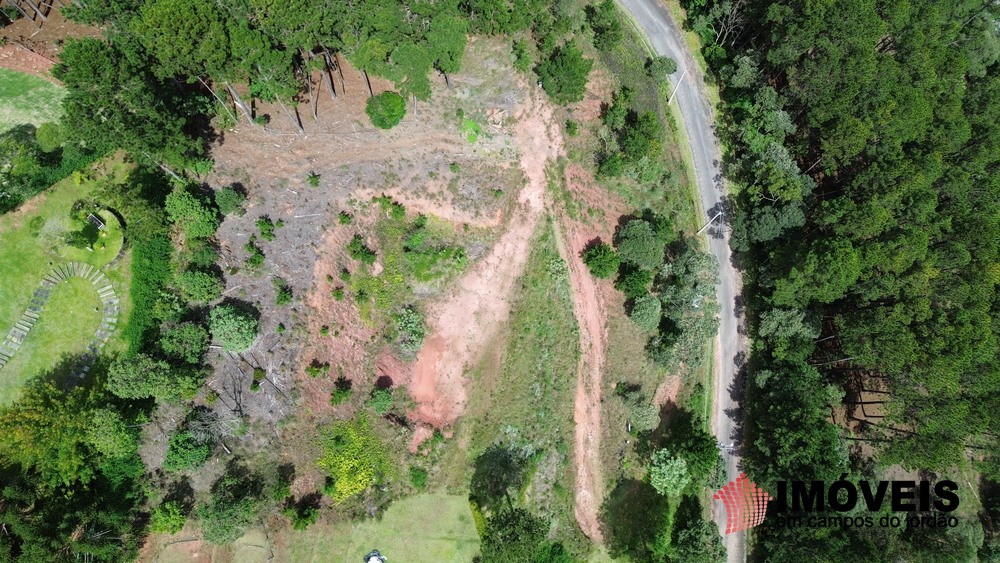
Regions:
[[0, 7, 100, 66], [408, 87, 560, 428], [0, 43, 55, 80]]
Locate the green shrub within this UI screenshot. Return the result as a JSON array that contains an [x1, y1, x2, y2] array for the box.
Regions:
[[215, 186, 246, 216], [646, 55, 678, 78], [365, 91, 406, 129], [150, 501, 186, 534], [393, 306, 426, 356], [410, 466, 429, 489], [273, 277, 293, 305], [307, 172, 321, 187], [373, 194, 406, 220], [615, 219, 665, 271], [160, 321, 210, 364], [565, 119, 579, 136], [347, 235, 376, 265], [165, 186, 219, 239], [338, 211, 353, 224], [331, 376, 353, 405], [198, 470, 263, 544], [306, 360, 331, 378], [615, 268, 654, 299], [209, 305, 259, 352], [598, 152, 625, 177], [35, 122, 65, 152], [367, 388, 393, 415], [256, 215, 282, 241], [175, 269, 223, 303], [588, 0, 623, 50], [583, 242, 620, 278], [537, 43, 593, 104], [332, 287, 345, 300], [163, 431, 210, 472], [251, 368, 265, 392], [512, 39, 532, 73], [317, 415, 392, 503], [282, 503, 319, 530], [244, 236, 265, 269], [629, 295, 662, 331]]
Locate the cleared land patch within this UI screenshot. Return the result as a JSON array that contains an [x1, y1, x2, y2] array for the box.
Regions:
[[0, 67, 63, 132]]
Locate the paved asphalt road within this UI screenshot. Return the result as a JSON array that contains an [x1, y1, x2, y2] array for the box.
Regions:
[[615, 1, 747, 561]]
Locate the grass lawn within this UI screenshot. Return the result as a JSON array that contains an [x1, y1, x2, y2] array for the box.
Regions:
[[0, 68, 64, 133], [282, 494, 480, 562], [0, 163, 131, 403]]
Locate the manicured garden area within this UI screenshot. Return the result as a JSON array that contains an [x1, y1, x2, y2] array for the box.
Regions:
[[0, 163, 130, 402]]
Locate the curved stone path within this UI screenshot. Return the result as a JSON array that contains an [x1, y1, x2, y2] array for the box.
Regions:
[[0, 261, 119, 378]]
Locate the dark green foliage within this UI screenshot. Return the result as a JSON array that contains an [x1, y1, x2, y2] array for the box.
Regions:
[[198, 465, 264, 544], [367, 388, 393, 415], [587, 0, 622, 50], [107, 353, 200, 402], [215, 186, 246, 216], [470, 445, 527, 510], [537, 43, 593, 104], [256, 215, 282, 241], [174, 269, 223, 303], [162, 430, 210, 472], [347, 234, 377, 265], [54, 38, 203, 169], [480, 508, 548, 563], [678, 0, 1000, 556], [273, 277, 293, 305], [282, 498, 319, 530], [409, 466, 428, 489], [582, 241, 620, 278], [331, 376, 353, 405], [600, 479, 670, 561], [366, 91, 406, 129], [305, 360, 330, 378], [209, 304, 259, 352], [565, 119, 579, 136], [244, 236, 265, 269], [160, 321, 210, 364], [338, 210, 353, 224], [307, 172, 321, 187], [614, 267, 653, 299], [123, 234, 173, 354]]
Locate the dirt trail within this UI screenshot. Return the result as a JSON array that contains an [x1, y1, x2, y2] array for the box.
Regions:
[[550, 166, 614, 543], [408, 89, 560, 428]]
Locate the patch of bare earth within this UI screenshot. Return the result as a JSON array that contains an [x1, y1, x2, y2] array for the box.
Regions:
[[409, 87, 561, 428]]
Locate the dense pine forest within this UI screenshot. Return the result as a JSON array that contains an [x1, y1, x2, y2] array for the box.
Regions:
[[683, 0, 1000, 559]]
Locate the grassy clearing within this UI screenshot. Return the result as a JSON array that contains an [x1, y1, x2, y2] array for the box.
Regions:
[[347, 200, 473, 327], [438, 222, 586, 552], [0, 68, 64, 132], [0, 163, 132, 402], [281, 494, 480, 562], [0, 278, 102, 400]]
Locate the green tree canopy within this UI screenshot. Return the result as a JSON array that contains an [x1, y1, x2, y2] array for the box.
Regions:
[[209, 305, 259, 352]]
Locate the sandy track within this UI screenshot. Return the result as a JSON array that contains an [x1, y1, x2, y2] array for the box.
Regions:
[[408, 89, 561, 428]]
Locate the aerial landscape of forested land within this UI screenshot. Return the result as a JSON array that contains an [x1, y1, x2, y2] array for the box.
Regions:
[[0, 0, 727, 561], [0, 0, 997, 561]]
